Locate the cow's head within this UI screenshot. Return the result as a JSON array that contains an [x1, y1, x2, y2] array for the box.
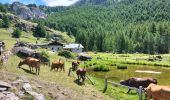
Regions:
[[18, 61, 23, 68], [120, 80, 129, 86]]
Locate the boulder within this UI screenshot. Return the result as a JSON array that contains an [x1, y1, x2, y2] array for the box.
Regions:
[[23, 83, 32, 91], [0, 80, 12, 90], [78, 53, 92, 61], [0, 92, 19, 100], [12, 47, 34, 57]]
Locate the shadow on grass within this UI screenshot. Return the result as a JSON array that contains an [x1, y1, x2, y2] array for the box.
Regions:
[[119, 90, 137, 96], [19, 67, 36, 75], [74, 79, 85, 86]]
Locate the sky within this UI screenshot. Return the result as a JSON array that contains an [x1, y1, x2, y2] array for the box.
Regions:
[[0, 0, 80, 6]]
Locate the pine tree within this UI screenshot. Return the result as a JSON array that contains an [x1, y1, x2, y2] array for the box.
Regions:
[[33, 24, 46, 38], [2, 16, 9, 28]]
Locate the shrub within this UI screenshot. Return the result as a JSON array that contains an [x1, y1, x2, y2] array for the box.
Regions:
[[40, 50, 50, 58], [94, 65, 110, 72], [117, 64, 128, 69], [33, 24, 46, 38], [12, 28, 21, 38], [58, 50, 73, 58]]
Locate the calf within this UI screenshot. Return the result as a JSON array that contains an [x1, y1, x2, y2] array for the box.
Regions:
[[120, 77, 157, 93], [76, 68, 86, 84], [145, 83, 170, 100], [72, 61, 80, 71], [18, 57, 41, 75], [51, 59, 65, 72]]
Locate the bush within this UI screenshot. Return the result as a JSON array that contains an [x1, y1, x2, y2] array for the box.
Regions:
[[94, 65, 110, 72], [40, 50, 50, 58], [33, 24, 46, 38], [12, 28, 21, 38], [58, 50, 73, 58], [117, 64, 128, 69]]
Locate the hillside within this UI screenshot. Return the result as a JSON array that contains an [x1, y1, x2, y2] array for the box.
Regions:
[[38, 0, 170, 54], [0, 12, 74, 45]]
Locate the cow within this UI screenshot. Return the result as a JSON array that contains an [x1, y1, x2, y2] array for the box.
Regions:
[[72, 61, 80, 71], [51, 59, 65, 72], [120, 77, 157, 93], [18, 57, 41, 75], [76, 68, 86, 84], [145, 83, 170, 100]]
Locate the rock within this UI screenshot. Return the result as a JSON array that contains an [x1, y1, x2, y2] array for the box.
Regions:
[[0, 80, 12, 90], [27, 91, 45, 100], [0, 92, 19, 100], [78, 53, 92, 61], [11, 47, 34, 57], [17, 91, 25, 97], [11, 2, 47, 20], [0, 88, 7, 91], [11, 79, 23, 87], [23, 83, 32, 91]]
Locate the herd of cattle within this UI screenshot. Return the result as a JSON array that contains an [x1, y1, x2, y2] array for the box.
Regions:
[[17, 57, 86, 83], [16, 57, 170, 100], [0, 43, 170, 99]]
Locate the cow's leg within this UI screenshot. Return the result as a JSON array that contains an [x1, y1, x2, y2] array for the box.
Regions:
[[77, 74, 80, 80], [56, 67, 58, 71], [29, 66, 31, 71], [63, 66, 65, 72], [60, 67, 62, 72], [35, 67, 38, 74], [38, 67, 40, 75], [75, 66, 77, 71], [127, 89, 131, 94]]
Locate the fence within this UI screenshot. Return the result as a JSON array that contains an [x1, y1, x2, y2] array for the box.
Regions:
[[68, 67, 94, 85], [103, 77, 144, 100]]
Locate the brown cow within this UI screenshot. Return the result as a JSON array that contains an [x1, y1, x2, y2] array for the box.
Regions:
[[72, 61, 80, 71], [51, 59, 65, 72], [120, 77, 157, 93], [18, 57, 41, 75], [76, 68, 86, 84], [145, 83, 170, 100]]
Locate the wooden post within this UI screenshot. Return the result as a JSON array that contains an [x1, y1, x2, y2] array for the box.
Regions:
[[138, 86, 143, 100], [103, 76, 108, 93], [68, 67, 72, 76], [86, 75, 94, 85]]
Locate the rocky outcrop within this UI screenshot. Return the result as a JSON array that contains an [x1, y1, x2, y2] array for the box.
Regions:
[[11, 2, 47, 20]]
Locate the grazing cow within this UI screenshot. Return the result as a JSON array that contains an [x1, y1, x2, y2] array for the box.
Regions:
[[120, 77, 157, 93], [18, 57, 41, 75], [72, 61, 80, 71], [145, 83, 170, 100], [51, 59, 65, 72], [76, 68, 86, 84]]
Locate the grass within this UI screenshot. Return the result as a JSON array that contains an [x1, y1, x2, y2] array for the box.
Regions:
[[80, 52, 170, 100], [0, 28, 111, 99], [117, 64, 128, 69], [2, 28, 170, 100]]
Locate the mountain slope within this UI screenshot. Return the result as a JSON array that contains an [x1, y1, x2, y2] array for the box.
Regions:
[[10, 2, 47, 20], [38, 0, 170, 53], [0, 12, 73, 44]]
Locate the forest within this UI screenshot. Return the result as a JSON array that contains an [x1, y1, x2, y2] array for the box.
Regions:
[[4, 0, 170, 54]]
